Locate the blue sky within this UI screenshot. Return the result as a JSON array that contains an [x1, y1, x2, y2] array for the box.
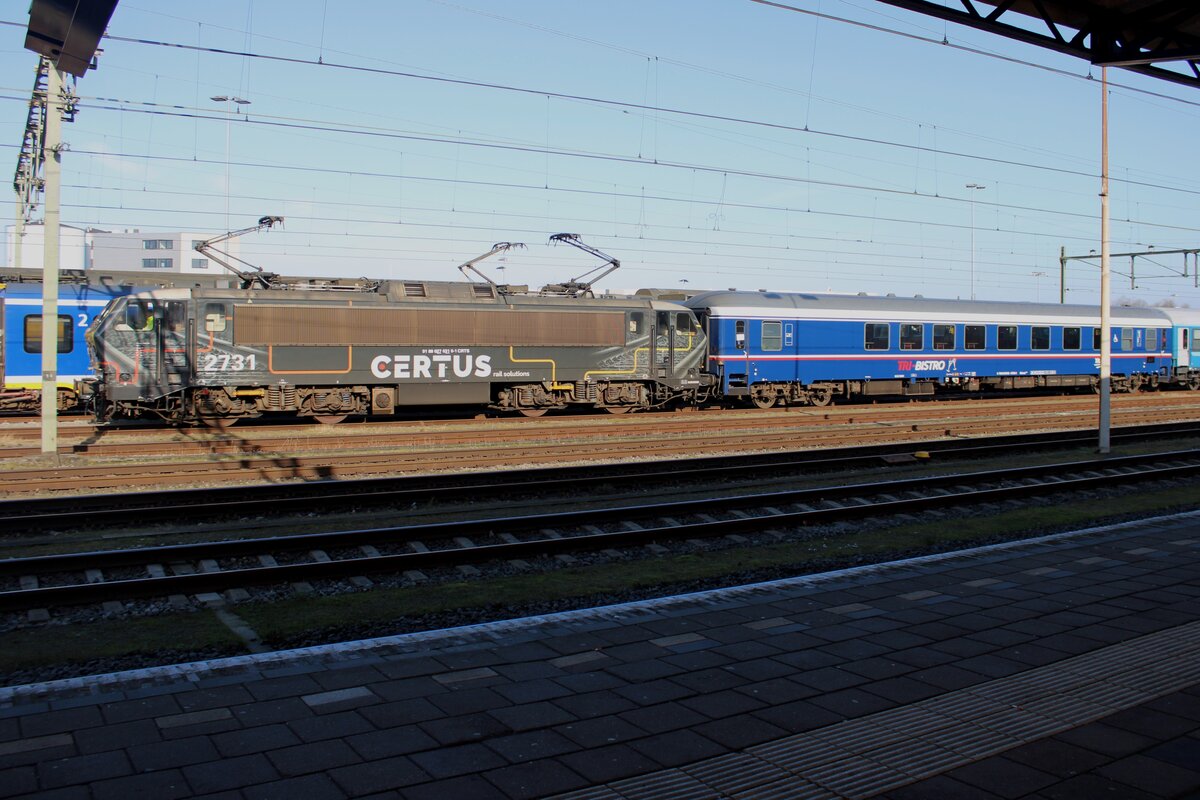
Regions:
[[3, 0, 1199, 305]]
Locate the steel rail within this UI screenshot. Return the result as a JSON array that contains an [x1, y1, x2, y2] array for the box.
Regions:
[[1, 449, 1197, 611], [3, 421, 1200, 532]]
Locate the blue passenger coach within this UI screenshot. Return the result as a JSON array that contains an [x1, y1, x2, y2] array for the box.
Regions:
[[0, 281, 136, 412], [685, 291, 1175, 408]]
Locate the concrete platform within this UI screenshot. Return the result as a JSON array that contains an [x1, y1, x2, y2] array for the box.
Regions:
[[2, 512, 1200, 799]]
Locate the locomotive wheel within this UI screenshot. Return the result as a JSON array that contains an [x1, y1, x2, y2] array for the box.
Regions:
[[313, 414, 348, 425], [750, 393, 776, 409], [518, 408, 548, 417], [198, 413, 238, 431]]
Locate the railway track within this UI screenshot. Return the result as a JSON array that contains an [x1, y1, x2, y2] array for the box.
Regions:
[[3, 421, 1199, 534], [4, 397, 1200, 494], [2, 447, 1198, 613]]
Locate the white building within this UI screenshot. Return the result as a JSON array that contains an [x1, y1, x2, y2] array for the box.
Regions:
[[88, 230, 240, 276], [4, 225, 240, 278], [4, 222, 89, 270]]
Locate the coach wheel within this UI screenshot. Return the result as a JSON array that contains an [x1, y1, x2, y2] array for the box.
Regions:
[[313, 414, 348, 425], [1189, 377, 1200, 391], [604, 405, 632, 414], [518, 408, 549, 418], [750, 390, 777, 409], [809, 388, 834, 407]]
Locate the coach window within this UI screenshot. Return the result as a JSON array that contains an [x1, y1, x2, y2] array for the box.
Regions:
[[204, 303, 227, 333], [965, 325, 985, 350], [1192, 330, 1200, 353], [23, 315, 73, 354], [864, 323, 889, 350], [762, 321, 783, 351], [900, 324, 923, 350], [933, 324, 955, 350], [1093, 328, 1102, 349], [1063, 327, 1081, 350], [1031, 326, 1050, 350], [998, 325, 1017, 350], [735, 320, 746, 350], [1121, 328, 1133, 351], [1145, 328, 1158, 351]]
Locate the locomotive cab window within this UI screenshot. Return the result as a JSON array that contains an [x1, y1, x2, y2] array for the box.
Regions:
[[1121, 328, 1133, 351], [675, 312, 694, 334], [761, 321, 783, 352], [998, 325, 1017, 350], [864, 323, 889, 351], [933, 324, 955, 350], [204, 303, 228, 333], [126, 300, 156, 332], [1031, 326, 1050, 350], [628, 311, 644, 339], [900, 324, 923, 350], [1063, 327, 1081, 350], [965, 325, 985, 350], [23, 315, 73, 354]]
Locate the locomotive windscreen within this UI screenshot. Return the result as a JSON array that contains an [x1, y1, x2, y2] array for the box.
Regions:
[[232, 304, 627, 347]]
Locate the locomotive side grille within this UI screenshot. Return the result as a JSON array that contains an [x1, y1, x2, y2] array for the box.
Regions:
[[233, 305, 625, 347]]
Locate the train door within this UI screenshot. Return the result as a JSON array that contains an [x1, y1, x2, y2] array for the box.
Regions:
[[653, 310, 673, 378], [1179, 328, 1191, 369], [160, 301, 190, 387]]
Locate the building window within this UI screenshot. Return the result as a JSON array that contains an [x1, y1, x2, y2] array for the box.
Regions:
[[192, 258, 209, 269], [998, 325, 1017, 350], [933, 324, 955, 350], [762, 321, 783, 351], [142, 258, 173, 269], [1063, 327, 1081, 350], [1031, 326, 1050, 350], [191, 240, 206, 250], [864, 323, 889, 350], [900, 324, 923, 350], [965, 325, 985, 350], [142, 239, 173, 250], [23, 315, 73, 353]]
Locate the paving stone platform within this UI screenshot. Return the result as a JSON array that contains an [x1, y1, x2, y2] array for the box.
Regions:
[[3, 512, 1200, 799]]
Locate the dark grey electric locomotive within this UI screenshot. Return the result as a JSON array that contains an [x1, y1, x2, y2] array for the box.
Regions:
[[83, 229, 712, 425]]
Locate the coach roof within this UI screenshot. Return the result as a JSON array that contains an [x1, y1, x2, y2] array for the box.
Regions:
[[685, 290, 1169, 327]]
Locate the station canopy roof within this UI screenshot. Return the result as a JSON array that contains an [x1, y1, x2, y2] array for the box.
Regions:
[[875, 1, 1200, 89]]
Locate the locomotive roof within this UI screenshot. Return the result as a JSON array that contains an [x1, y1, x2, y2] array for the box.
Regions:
[[685, 290, 1170, 326]]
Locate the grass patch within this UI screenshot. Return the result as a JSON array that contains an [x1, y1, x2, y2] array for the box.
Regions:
[[0, 611, 242, 685]]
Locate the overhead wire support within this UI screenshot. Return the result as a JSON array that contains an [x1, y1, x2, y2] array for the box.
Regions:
[[1059, 246, 1200, 301]]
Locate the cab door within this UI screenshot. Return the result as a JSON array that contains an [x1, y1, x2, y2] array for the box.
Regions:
[[160, 301, 190, 387], [653, 310, 673, 379]]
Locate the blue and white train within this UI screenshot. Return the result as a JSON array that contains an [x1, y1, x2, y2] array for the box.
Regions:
[[0, 280, 138, 413], [684, 290, 1200, 408]]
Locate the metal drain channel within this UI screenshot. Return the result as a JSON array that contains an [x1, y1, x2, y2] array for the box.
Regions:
[[552, 620, 1200, 800]]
